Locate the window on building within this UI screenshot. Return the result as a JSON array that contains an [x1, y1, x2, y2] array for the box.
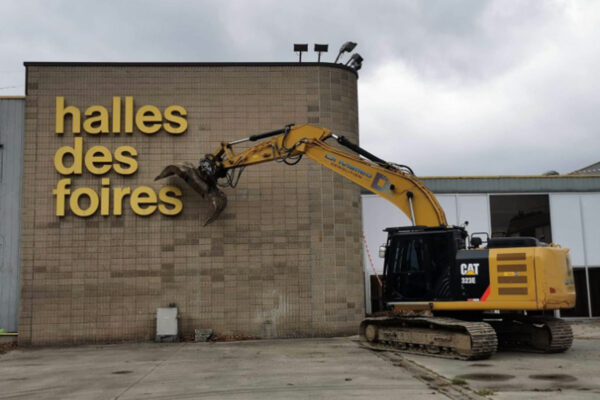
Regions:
[[489, 194, 552, 243]]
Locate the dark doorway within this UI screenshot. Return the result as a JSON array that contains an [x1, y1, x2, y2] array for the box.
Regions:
[[589, 268, 600, 317], [561, 268, 589, 317]]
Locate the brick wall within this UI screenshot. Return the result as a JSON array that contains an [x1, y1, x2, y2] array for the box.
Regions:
[[19, 64, 364, 345]]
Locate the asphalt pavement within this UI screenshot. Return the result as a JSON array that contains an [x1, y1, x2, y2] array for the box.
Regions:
[[1, 321, 599, 400]]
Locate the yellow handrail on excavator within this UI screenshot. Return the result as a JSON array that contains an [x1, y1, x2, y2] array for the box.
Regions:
[[156, 124, 447, 227]]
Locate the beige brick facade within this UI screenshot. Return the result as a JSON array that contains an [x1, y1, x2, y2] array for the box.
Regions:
[[20, 63, 363, 345]]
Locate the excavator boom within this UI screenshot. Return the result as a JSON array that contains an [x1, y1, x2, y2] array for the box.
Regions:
[[156, 124, 447, 227]]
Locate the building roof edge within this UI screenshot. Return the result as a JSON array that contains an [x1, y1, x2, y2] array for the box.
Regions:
[[23, 61, 358, 77]]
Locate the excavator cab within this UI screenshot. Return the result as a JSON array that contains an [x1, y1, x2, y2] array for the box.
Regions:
[[382, 226, 467, 302]]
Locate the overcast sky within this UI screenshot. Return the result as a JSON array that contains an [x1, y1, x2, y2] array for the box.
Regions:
[[1, 0, 598, 175]]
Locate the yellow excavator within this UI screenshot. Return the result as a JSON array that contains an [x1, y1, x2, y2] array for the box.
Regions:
[[156, 124, 576, 360]]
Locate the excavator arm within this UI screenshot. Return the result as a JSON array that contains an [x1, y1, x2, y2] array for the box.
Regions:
[[156, 124, 447, 227]]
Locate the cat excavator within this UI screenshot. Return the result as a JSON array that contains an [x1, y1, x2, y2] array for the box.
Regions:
[[156, 124, 576, 360]]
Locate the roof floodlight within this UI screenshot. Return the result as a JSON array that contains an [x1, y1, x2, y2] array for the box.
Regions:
[[334, 41, 357, 63], [345, 53, 363, 71], [314, 44, 329, 62], [294, 43, 309, 62], [345, 53, 363, 66]]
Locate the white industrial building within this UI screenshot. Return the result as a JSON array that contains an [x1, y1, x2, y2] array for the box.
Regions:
[[362, 173, 600, 318]]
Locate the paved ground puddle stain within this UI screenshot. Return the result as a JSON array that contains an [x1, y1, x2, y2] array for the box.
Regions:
[[456, 373, 515, 381], [529, 374, 577, 382]]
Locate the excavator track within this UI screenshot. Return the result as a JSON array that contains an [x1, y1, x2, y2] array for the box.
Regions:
[[489, 316, 573, 353], [359, 316, 498, 360]]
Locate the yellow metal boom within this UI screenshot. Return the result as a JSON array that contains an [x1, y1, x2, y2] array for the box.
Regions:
[[184, 124, 447, 226]]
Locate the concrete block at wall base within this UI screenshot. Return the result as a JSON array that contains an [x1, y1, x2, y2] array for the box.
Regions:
[[194, 329, 213, 342]]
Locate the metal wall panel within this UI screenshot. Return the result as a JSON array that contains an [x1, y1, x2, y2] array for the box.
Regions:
[[456, 195, 491, 238], [581, 194, 600, 266], [550, 194, 585, 266], [437, 194, 458, 225], [0, 98, 24, 332], [361, 195, 410, 274]]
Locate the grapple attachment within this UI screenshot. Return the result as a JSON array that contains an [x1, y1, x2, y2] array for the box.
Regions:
[[155, 161, 227, 226]]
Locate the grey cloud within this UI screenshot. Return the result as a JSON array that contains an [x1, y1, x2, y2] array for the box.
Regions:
[[0, 1, 566, 80], [0, 0, 598, 176]]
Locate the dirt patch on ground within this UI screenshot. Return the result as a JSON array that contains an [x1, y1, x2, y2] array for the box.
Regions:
[[0, 343, 17, 354], [209, 333, 258, 342], [180, 332, 258, 342]]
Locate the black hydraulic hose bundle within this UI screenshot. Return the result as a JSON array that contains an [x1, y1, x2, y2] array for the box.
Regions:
[[219, 124, 417, 188], [277, 124, 304, 165], [334, 135, 415, 175]]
